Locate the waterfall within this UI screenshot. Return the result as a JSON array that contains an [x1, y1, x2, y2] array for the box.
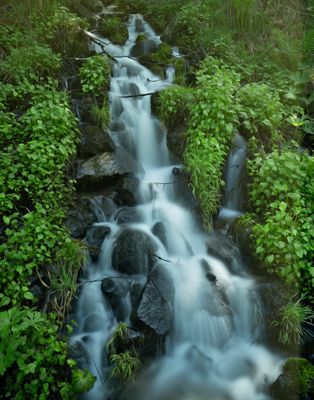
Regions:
[[71, 15, 281, 400]]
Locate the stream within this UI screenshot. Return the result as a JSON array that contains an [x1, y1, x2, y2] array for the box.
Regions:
[[71, 15, 282, 400]]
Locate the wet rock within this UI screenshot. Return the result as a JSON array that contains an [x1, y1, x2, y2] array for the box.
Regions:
[[116, 175, 143, 206], [90, 195, 117, 221], [78, 125, 115, 159], [69, 340, 90, 370], [137, 264, 174, 335], [269, 358, 314, 400], [64, 196, 95, 238], [86, 225, 111, 261], [131, 39, 158, 57], [109, 120, 125, 132], [114, 206, 144, 224], [76, 147, 143, 190], [256, 281, 292, 348], [186, 345, 213, 375], [83, 313, 106, 332], [206, 232, 242, 273], [152, 221, 167, 247], [101, 277, 130, 321], [167, 124, 186, 158], [112, 229, 157, 275]]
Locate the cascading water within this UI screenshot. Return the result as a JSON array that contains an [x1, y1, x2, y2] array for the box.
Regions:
[[71, 15, 282, 400]]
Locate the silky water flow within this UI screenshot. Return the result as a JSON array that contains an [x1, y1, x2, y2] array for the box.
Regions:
[[71, 15, 282, 400]]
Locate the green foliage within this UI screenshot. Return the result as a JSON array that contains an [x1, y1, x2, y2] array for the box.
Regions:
[[304, 29, 314, 63], [281, 358, 314, 396], [99, 15, 128, 45], [184, 58, 240, 224], [0, 45, 61, 83], [238, 83, 284, 140], [157, 85, 194, 129], [110, 351, 141, 382], [106, 322, 129, 354], [79, 55, 111, 96], [272, 295, 314, 345], [89, 97, 111, 128], [243, 147, 314, 300], [0, 1, 93, 398], [70, 368, 96, 393], [0, 306, 93, 399]]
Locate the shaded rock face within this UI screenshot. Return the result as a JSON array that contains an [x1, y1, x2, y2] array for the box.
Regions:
[[78, 125, 115, 159], [86, 225, 111, 261], [269, 358, 314, 400], [167, 124, 186, 159], [116, 176, 143, 206], [114, 206, 144, 224], [101, 278, 130, 321], [64, 196, 95, 238], [136, 264, 175, 335], [69, 340, 90, 370], [130, 39, 158, 57], [206, 232, 242, 274], [76, 147, 144, 190], [112, 229, 158, 275]]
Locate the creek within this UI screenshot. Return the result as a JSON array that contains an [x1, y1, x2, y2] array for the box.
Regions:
[[71, 15, 282, 400]]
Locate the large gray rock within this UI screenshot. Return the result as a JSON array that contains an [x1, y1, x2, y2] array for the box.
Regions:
[[112, 229, 158, 275], [76, 147, 143, 189], [78, 125, 115, 159], [137, 264, 174, 335]]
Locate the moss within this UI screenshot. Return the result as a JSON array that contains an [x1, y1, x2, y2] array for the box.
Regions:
[[284, 358, 314, 395], [98, 15, 128, 45]]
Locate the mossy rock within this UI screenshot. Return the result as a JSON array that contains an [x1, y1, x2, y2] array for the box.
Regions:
[[139, 42, 187, 83], [270, 358, 314, 400], [98, 15, 128, 45], [81, 0, 103, 13]]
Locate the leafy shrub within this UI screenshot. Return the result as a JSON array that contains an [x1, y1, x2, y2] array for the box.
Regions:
[[0, 45, 61, 83], [79, 55, 111, 96], [0, 307, 95, 399], [184, 58, 240, 223], [157, 85, 194, 129], [243, 147, 314, 300], [99, 15, 128, 45], [238, 83, 284, 140]]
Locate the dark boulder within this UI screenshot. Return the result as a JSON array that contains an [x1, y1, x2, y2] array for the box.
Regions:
[[101, 277, 130, 321], [152, 221, 167, 247], [167, 124, 186, 158], [130, 39, 158, 58], [136, 264, 174, 335], [112, 229, 158, 275], [206, 232, 242, 274], [114, 206, 144, 224], [86, 225, 111, 261], [115, 175, 143, 206], [64, 196, 95, 238], [269, 358, 314, 400], [69, 340, 90, 370], [78, 125, 115, 159]]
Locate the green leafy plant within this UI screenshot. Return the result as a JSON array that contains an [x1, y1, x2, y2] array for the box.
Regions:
[[0, 307, 94, 399], [79, 55, 111, 96]]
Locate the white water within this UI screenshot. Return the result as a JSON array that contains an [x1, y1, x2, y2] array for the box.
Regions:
[[72, 15, 281, 400]]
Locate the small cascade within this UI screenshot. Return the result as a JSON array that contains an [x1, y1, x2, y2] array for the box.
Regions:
[[217, 133, 247, 228], [71, 14, 281, 400]]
